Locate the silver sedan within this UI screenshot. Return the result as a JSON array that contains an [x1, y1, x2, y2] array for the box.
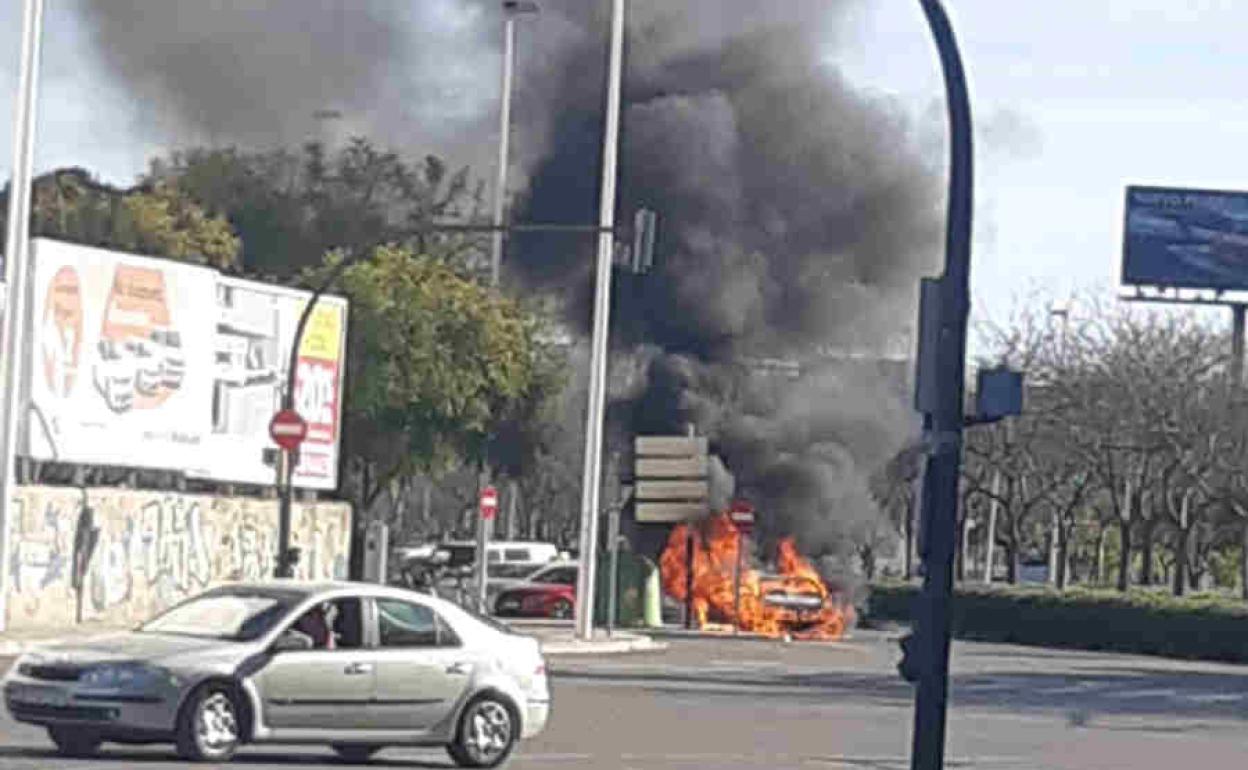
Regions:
[[2, 581, 550, 767]]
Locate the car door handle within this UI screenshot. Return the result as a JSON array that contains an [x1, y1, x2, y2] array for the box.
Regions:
[[344, 662, 374, 676], [445, 661, 472, 676]]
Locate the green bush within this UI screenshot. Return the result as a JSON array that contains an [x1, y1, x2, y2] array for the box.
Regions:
[[867, 582, 1248, 663]]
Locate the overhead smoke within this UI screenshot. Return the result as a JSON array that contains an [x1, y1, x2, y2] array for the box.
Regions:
[[72, 0, 939, 564], [512, 2, 940, 562]]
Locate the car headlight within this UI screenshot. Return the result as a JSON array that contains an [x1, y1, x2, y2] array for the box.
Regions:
[[79, 663, 174, 691]]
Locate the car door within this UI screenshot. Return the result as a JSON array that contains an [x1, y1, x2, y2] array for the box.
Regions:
[[252, 597, 377, 730], [367, 597, 476, 731]]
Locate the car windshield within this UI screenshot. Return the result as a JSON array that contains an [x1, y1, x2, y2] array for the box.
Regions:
[[138, 588, 304, 641]]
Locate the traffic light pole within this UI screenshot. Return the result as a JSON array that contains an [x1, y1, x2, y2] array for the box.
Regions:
[[909, 2, 974, 770]]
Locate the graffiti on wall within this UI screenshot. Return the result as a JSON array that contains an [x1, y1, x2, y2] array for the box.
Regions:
[[6, 485, 351, 632]]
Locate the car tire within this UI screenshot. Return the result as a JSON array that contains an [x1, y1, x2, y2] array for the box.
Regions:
[[446, 694, 519, 768], [175, 683, 242, 762], [551, 598, 573, 620], [332, 743, 381, 762], [48, 726, 102, 757]]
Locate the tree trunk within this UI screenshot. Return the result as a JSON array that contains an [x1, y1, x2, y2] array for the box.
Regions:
[[1140, 522, 1155, 586], [1047, 510, 1060, 586], [1095, 525, 1108, 586], [1006, 542, 1020, 585], [983, 472, 1000, 584], [904, 500, 914, 581], [1241, 520, 1248, 601], [1055, 518, 1070, 590], [1173, 527, 1189, 597]]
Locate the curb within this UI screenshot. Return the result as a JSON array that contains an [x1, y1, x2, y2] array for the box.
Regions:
[[540, 635, 668, 656]]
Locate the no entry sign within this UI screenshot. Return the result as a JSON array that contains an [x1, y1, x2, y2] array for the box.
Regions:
[[479, 486, 499, 520], [729, 500, 755, 531], [269, 409, 308, 452]]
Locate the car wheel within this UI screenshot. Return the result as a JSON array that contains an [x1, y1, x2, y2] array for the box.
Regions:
[[446, 695, 518, 768], [332, 743, 381, 762], [176, 683, 242, 762], [48, 726, 102, 757], [551, 598, 573, 620]]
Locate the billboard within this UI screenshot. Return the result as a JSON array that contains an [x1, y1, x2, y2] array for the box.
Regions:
[[202, 278, 346, 490], [27, 239, 217, 470], [1123, 185, 1248, 290], [24, 239, 347, 490]]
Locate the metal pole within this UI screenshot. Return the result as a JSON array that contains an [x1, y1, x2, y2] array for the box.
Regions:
[[573, 0, 626, 642], [912, 2, 974, 770], [274, 255, 353, 578], [490, 14, 516, 288], [685, 528, 696, 630], [475, 476, 492, 614], [733, 529, 743, 634], [1232, 304, 1244, 387], [0, 0, 46, 632], [606, 505, 620, 636]]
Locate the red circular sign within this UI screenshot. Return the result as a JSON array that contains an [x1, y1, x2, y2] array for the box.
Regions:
[[479, 486, 499, 520], [269, 409, 309, 451]]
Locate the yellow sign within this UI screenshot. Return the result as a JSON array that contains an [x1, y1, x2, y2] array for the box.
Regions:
[[298, 303, 343, 362]]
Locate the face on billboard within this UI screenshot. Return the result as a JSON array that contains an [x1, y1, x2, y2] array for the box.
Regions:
[[41, 266, 83, 399], [1123, 185, 1248, 291]]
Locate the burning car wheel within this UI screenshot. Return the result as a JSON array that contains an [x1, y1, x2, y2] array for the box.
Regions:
[[176, 684, 241, 762], [550, 598, 573, 619], [446, 695, 518, 768], [48, 727, 102, 757]]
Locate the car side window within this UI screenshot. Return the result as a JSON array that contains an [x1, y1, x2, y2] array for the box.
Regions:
[[376, 599, 459, 648], [539, 567, 577, 586]]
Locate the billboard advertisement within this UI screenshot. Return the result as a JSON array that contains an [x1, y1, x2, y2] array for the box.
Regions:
[[203, 278, 346, 490], [24, 239, 347, 490], [27, 239, 217, 470], [1123, 185, 1248, 290]]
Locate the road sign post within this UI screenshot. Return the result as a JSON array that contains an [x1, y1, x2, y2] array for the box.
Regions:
[[270, 409, 308, 579], [729, 501, 754, 634], [476, 485, 499, 613]]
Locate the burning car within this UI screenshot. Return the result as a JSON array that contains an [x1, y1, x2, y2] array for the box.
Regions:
[[660, 511, 852, 641]]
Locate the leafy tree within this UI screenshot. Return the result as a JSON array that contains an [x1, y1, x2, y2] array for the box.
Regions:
[[320, 244, 563, 519], [2, 167, 240, 268], [144, 140, 487, 278]]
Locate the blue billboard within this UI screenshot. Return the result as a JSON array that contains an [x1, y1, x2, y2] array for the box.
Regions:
[[1123, 185, 1248, 291]]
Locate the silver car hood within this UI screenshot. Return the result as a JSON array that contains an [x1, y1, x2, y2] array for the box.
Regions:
[[26, 632, 254, 669]]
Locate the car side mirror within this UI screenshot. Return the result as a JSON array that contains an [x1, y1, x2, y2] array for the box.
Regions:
[[272, 630, 313, 653]]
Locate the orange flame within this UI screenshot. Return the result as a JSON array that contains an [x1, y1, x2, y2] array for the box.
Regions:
[[659, 511, 853, 640]]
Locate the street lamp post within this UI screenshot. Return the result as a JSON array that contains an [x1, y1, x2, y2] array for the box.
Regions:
[[475, 0, 538, 616], [573, 0, 627, 642], [0, 0, 47, 633]]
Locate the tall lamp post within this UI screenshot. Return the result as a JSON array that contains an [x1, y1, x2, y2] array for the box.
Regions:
[[0, 0, 46, 632], [573, 0, 627, 642], [474, 0, 539, 615]]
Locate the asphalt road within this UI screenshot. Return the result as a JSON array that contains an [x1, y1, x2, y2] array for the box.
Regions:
[[1, 632, 1248, 769]]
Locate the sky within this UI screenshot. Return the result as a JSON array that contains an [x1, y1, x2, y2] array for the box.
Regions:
[[2, 0, 1247, 329]]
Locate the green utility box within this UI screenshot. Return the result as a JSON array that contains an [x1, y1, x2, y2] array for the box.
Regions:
[[594, 551, 658, 627]]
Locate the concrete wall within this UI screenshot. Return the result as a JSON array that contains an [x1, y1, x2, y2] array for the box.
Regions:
[[4, 485, 352, 633]]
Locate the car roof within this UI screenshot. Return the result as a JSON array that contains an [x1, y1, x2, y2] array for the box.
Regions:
[[217, 579, 466, 611]]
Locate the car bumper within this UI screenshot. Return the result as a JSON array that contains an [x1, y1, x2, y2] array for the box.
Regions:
[[522, 698, 550, 739], [4, 680, 178, 735]]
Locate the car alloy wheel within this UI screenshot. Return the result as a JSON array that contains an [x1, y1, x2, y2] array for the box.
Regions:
[[551, 598, 573, 619], [48, 726, 102, 757], [177, 684, 241, 761], [447, 696, 517, 768]]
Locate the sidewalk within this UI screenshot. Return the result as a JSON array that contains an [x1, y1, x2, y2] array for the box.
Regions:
[[0, 622, 129, 655]]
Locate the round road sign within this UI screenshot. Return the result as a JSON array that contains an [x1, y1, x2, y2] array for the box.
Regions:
[[479, 486, 499, 520], [269, 409, 308, 452]]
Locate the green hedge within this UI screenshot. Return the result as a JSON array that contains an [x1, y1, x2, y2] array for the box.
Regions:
[[867, 582, 1248, 663]]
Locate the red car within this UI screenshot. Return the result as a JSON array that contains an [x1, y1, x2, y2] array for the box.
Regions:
[[493, 562, 579, 619]]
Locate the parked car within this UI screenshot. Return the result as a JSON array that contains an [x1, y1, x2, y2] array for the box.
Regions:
[[492, 562, 579, 619], [3, 581, 550, 768]]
